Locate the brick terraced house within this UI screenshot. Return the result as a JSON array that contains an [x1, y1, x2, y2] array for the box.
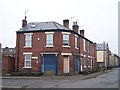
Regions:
[[15, 17, 97, 75]]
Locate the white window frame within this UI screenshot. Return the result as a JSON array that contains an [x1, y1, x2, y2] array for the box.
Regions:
[[88, 42, 90, 53], [83, 39, 86, 51], [91, 59, 93, 70], [93, 46, 94, 54], [63, 34, 70, 47], [24, 33, 33, 48], [84, 57, 86, 68], [45, 32, 54, 47], [75, 35, 78, 49], [88, 58, 91, 67], [23, 54, 32, 68]]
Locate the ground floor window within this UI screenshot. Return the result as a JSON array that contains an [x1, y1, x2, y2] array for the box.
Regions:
[[84, 57, 86, 68], [24, 54, 31, 68]]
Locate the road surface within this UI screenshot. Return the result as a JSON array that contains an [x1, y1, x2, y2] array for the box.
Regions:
[[1, 68, 119, 88]]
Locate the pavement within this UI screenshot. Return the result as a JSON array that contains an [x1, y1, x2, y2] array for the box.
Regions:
[[1, 68, 116, 80]]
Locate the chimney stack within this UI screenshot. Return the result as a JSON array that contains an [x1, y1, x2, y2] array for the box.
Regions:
[[72, 21, 79, 33], [80, 30, 84, 37], [22, 16, 27, 27], [63, 19, 69, 28]]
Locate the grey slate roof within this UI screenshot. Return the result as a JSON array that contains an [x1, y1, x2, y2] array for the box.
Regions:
[[96, 43, 109, 51], [17, 21, 94, 43], [17, 22, 70, 32]]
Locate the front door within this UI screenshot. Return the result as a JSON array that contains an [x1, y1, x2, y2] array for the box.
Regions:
[[63, 56, 69, 73], [74, 56, 79, 74]]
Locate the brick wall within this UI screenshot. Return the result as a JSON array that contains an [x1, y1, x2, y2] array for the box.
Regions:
[[2, 55, 15, 74], [16, 30, 97, 74]]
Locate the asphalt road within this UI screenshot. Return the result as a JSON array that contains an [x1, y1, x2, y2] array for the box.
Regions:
[[1, 68, 119, 88], [54, 68, 119, 88]]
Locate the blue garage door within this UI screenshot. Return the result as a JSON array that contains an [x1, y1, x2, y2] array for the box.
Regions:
[[74, 56, 80, 74], [41, 54, 57, 75]]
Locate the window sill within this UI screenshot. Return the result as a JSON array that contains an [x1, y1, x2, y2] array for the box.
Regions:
[[24, 46, 32, 48], [88, 66, 91, 68], [75, 47, 79, 50], [23, 67, 32, 68], [62, 46, 71, 48], [45, 46, 54, 47]]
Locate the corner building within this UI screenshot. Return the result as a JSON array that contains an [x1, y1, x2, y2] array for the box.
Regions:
[[15, 18, 97, 75]]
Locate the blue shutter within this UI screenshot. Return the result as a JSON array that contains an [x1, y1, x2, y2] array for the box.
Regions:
[[74, 56, 80, 74], [41, 54, 57, 75]]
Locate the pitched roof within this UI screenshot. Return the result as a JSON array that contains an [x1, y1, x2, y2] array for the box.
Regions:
[[17, 22, 70, 32], [17, 21, 95, 43], [96, 43, 109, 51]]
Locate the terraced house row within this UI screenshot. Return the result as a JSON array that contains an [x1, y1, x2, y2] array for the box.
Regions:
[[14, 16, 97, 75]]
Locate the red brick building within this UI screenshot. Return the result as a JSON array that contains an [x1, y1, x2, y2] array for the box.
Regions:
[[2, 47, 16, 74], [2, 55, 15, 74], [15, 17, 97, 75]]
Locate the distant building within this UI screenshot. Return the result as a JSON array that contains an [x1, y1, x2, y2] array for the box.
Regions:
[[109, 51, 114, 68], [96, 42, 110, 69], [2, 47, 16, 58], [113, 53, 120, 67], [15, 17, 97, 75], [2, 47, 16, 74]]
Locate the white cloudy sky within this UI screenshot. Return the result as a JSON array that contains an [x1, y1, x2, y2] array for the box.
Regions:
[[0, 0, 119, 55]]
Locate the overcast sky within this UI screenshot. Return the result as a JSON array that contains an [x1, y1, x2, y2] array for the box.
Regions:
[[0, 0, 119, 55]]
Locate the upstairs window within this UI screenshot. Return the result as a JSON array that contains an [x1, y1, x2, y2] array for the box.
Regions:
[[83, 39, 86, 51], [75, 36, 78, 48], [25, 33, 32, 47], [63, 34, 69, 46], [93, 46, 94, 54], [45, 32, 54, 47], [88, 42, 90, 52]]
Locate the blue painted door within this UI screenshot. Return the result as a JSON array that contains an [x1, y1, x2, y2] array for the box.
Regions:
[[41, 54, 57, 75], [74, 56, 79, 74]]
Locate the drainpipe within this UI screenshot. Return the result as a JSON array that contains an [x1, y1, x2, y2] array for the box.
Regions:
[[16, 33, 20, 72], [78, 34, 81, 73]]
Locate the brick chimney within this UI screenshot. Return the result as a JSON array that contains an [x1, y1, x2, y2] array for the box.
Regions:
[[63, 19, 69, 28], [22, 16, 27, 27], [80, 30, 84, 37], [72, 21, 79, 33]]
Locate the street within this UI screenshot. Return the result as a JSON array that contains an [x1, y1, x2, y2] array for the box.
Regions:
[[1, 68, 119, 88]]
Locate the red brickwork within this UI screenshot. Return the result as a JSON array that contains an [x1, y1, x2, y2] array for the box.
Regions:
[[2, 55, 15, 74]]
